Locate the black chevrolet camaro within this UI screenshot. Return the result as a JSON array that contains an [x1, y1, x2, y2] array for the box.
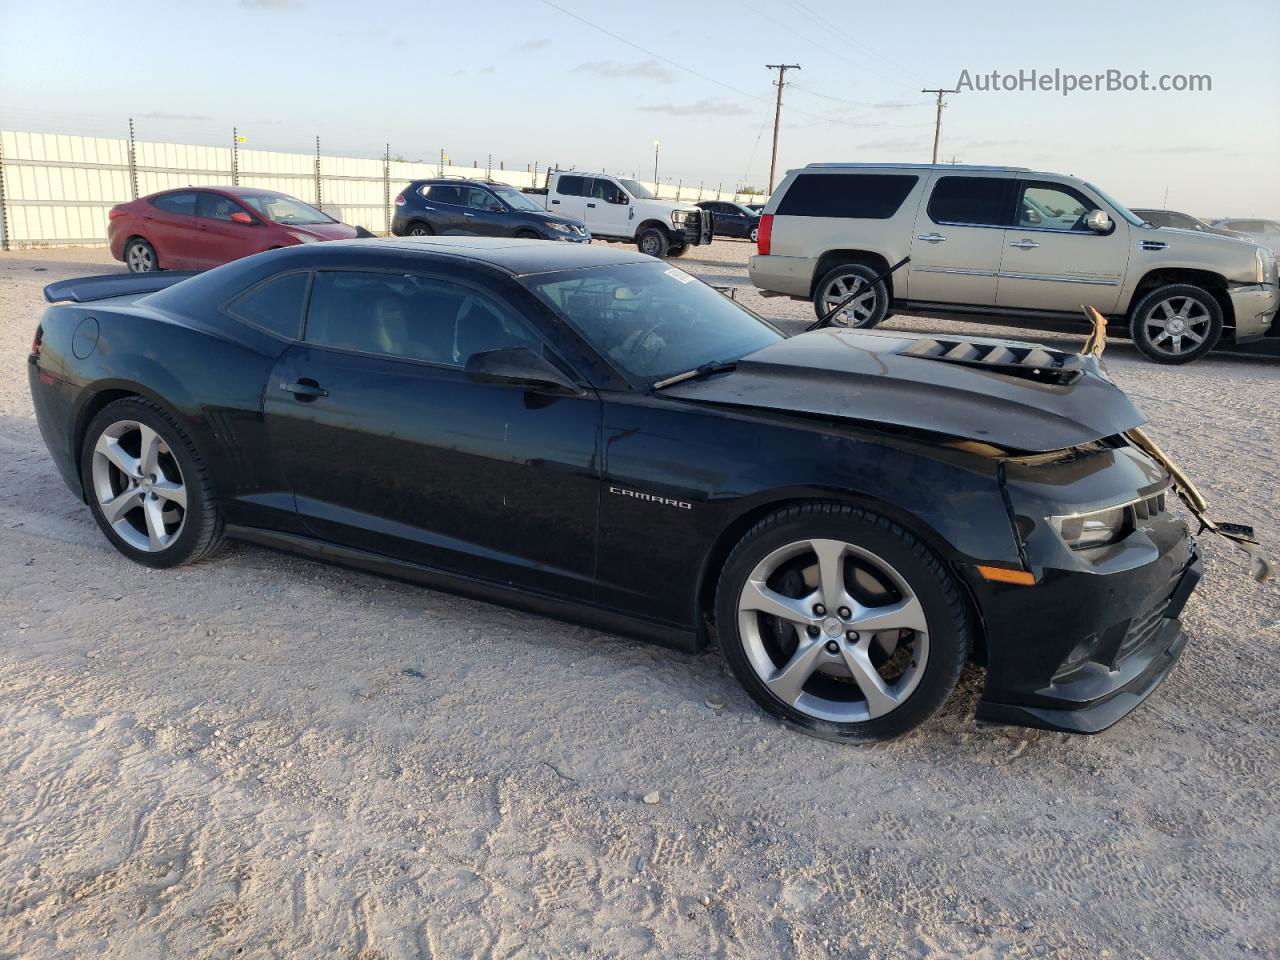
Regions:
[[28, 238, 1201, 741]]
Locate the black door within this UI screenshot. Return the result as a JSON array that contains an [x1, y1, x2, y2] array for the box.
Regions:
[[262, 268, 601, 600], [459, 186, 510, 236], [420, 184, 467, 234]]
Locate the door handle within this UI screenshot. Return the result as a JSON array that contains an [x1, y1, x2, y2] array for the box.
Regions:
[[916, 233, 946, 243], [1008, 239, 1040, 249], [280, 379, 328, 400], [586, 202, 596, 208], [551, 199, 560, 205]]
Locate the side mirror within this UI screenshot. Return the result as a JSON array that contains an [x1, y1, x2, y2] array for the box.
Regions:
[[230, 211, 254, 225], [1085, 209, 1114, 233], [613, 193, 629, 205], [464, 347, 580, 394]]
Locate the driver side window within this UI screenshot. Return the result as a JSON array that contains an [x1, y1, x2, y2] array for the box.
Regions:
[[465, 188, 503, 212], [1018, 184, 1098, 232], [589, 178, 620, 203]]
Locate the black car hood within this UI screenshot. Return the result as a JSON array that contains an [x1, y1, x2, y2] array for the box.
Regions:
[[661, 329, 1146, 453], [527, 210, 585, 229]]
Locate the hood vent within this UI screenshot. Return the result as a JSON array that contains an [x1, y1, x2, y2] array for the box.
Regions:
[[900, 337, 1083, 385]]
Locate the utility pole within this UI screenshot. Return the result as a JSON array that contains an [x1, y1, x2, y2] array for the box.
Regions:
[[765, 63, 800, 193], [921, 87, 959, 164]]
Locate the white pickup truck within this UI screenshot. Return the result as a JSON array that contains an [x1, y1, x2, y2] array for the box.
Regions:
[[536, 171, 713, 258]]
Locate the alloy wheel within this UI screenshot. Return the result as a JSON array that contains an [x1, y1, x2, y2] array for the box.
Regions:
[[736, 538, 929, 723], [1143, 296, 1211, 358], [640, 233, 661, 256], [91, 420, 187, 552], [820, 274, 877, 326], [127, 243, 154, 272], [409, 225, 430, 237]]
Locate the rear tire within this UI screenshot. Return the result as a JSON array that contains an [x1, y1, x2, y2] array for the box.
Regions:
[[749, 226, 759, 243], [124, 238, 158, 273], [407, 221, 433, 237], [637, 227, 670, 258], [1129, 283, 1222, 364], [715, 502, 970, 742], [813, 263, 889, 329], [80, 397, 224, 569]]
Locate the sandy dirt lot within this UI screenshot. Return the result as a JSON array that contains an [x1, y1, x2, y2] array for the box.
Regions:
[[1, 243, 1277, 960]]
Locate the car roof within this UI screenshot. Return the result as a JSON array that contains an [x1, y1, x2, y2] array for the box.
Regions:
[[145, 186, 295, 198], [803, 162, 1032, 172], [318, 236, 655, 276]]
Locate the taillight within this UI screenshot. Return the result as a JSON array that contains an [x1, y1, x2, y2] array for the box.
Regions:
[[108, 206, 126, 219], [757, 214, 773, 256], [394, 193, 406, 206], [30, 325, 43, 360]]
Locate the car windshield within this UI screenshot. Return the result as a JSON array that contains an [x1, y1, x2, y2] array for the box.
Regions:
[[1084, 182, 1145, 227], [522, 261, 782, 382], [492, 186, 544, 212], [618, 178, 655, 200], [240, 193, 334, 225]]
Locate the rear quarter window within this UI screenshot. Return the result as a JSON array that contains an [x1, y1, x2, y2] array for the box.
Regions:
[[225, 271, 310, 339], [775, 173, 918, 219], [557, 176, 587, 197]]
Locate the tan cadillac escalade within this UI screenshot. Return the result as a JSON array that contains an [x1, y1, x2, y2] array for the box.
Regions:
[[749, 163, 1279, 364]]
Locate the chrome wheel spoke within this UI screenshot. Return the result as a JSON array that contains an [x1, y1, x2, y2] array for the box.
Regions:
[[848, 596, 927, 635], [101, 488, 142, 524], [153, 479, 186, 508], [95, 434, 140, 478], [143, 497, 168, 549], [838, 641, 899, 718], [138, 424, 163, 476], [810, 538, 850, 612], [740, 579, 815, 626], [764, 636, 826, 706]]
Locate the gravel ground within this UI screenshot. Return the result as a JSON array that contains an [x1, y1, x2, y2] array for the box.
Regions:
[[1, 243, 1277, 960]]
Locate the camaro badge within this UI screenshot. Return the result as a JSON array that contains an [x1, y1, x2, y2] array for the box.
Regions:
[[608, 486, 692, 510]]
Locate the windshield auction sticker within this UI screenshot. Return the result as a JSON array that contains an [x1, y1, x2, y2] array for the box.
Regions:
[[665, 268, 695, 284]]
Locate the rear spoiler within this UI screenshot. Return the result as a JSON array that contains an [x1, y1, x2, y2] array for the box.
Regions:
[[43, 271, 199, 304]]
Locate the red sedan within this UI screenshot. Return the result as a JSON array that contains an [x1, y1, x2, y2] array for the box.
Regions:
[[107, 187, 367, 272]]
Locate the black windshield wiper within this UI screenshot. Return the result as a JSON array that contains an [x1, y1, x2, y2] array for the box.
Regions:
[[650, 359, 738, 391]]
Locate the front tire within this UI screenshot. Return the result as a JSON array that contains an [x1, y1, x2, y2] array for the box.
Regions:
[[813, 263, 890, 328], [668, 244, 691, 258], [80, 397, 224, 568], [637, 227, 670, 258], [1129, 284, 1222, 364], [715, 503, 970, 742], [124, 238, 158, 273]]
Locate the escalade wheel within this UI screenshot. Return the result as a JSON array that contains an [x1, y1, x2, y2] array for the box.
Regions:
[[715, 503, 970, 742], [81, 398, 224, 569], [637, 227, 670, 258], [814, 263, 889, 328], [1129, 284, 1223, 364], [125, 238, 158, 273]]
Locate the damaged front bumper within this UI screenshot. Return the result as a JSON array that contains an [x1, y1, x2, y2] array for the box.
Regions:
[[966, 439, 1202, 734]]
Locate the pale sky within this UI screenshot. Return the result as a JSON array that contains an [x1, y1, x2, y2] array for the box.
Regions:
[[2, 0, 1277, 218]]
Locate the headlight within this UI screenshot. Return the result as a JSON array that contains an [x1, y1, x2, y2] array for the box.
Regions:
[[290, 232, 320, 244], [548, 222, 572, 233], [1254, 246, 1276, 284], [670, 210, 689, 225], [1049, 505, 1130, 551]]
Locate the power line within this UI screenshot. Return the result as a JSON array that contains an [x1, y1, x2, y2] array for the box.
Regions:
[[536, 0, 900, 134], [784, 0, 925, 85], [766, 64, 801, 193], [921, 87, 960, 163]]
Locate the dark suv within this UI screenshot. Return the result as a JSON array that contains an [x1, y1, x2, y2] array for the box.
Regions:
[[392, 179, 589, 242], [696, 200, 761, 242]]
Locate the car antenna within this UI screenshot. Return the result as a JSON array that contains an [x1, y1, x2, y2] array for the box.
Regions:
[[805, 257, 910, 332]]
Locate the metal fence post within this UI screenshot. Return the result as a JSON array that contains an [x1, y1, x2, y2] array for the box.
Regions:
[[314, 136, 322, 209], [383, 142, 390, 236], [232, 127, 239, 186], [128, 118, 139, 200], [439, 148, 444, 177], [0, 132, 9, 251]]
